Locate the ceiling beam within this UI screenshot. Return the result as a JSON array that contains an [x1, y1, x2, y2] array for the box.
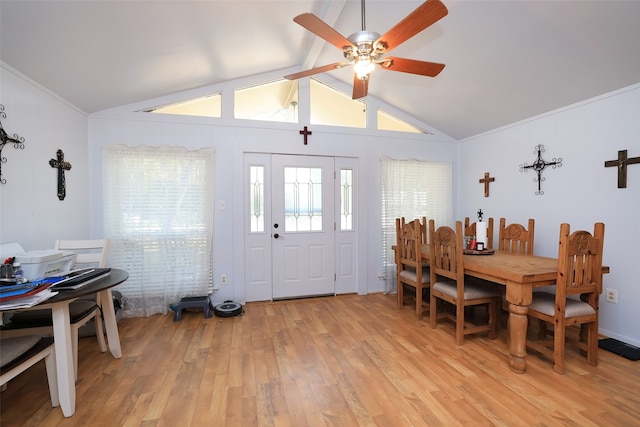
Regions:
[[302, 0, 348, 71]]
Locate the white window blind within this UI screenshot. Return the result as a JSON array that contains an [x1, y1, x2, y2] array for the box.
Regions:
[[103, 145, 215, 317], [381, 157, 453, 293]]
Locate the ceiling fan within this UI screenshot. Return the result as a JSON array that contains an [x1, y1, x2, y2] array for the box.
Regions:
[[284, 0, 448, 100]]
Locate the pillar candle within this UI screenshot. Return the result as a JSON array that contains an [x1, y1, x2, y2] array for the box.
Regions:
[[476, 221, 488, 247]]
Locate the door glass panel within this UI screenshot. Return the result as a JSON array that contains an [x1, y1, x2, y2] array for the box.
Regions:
[[249, 166, 265, 232], [284, 167, 323, 232], [340, 169, 353, 230]]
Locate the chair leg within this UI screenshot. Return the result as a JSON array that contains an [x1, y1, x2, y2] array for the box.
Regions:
[[430, 292, 437, 329], [71, 326, 79, 381], [553, 320, 566, 374], [397, 280, 403, 309], [416, 286, 422, 319], [95, 311, 107, 353], [456, 302, 464, 346], [488, 300, 497, 340], [44, 347, 60, 407], [587, 322, 598, 367]]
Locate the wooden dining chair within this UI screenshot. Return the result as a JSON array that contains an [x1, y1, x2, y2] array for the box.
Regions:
[[498, 218, 535, 255], [494, 218, 536, 326], [396, 217, 428, 244], [1, 336, 59, 409], [429, 220, 500, 345], [526, 222, 605, 374], [396, 218, 430, 319], [1, 239, 110, 381], [464, 217, 494, 249]]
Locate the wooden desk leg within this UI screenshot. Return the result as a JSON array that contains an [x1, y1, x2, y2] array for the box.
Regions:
[[508, 303, 529, 373], [99, 289, 122, 359], [51, 302, 76, 417]]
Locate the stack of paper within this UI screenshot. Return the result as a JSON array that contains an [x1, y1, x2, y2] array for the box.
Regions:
[[0, 278, 60, 309]]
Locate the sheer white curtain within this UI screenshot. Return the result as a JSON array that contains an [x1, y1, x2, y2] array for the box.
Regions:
[[381, 157, 453, 293], [103, 145, 215, 317]]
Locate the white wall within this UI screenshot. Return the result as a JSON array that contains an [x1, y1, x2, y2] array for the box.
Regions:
[[0, 63, 90, 250], [4, 60, 638, 347], [87, 112, 457, 305], [81, 71, 457, 305], [457, 83, 640, 347]]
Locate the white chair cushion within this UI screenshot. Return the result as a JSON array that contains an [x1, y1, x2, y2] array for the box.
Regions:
[[0, 335, 40, 367], [529, 292, 596, 318], [399, 267, 430, 284], [432, 280, 500, 300]]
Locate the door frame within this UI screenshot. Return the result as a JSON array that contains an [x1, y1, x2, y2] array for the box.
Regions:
[[242, 152, 358, 302]]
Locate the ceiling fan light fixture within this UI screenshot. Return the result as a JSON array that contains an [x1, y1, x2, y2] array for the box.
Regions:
[[354, 57, 375, 79], [286, 0, 448, 98]]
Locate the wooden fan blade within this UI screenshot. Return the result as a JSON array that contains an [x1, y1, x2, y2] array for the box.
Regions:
[[294, 13, 355, 51], [285, 62, 348, 80], [375, 0, 448, 52], [352, 74, 369, 100], [381, 57, 445, 77]]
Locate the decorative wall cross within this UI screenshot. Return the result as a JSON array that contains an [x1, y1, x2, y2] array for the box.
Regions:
[[49, 149, 72, 200], [0, 104, 26, 184], [479, 172, 495, 197], [604, 149, 640, 188], [299, 126, 312, 145], [519, 144, 563, 195]]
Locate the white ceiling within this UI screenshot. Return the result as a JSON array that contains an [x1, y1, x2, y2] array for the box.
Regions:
[[2, 0, 640, 140]]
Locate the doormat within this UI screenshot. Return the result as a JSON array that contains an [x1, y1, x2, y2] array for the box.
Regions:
[[598, 338, 640, 361]]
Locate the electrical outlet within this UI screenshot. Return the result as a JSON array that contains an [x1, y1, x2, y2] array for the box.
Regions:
[[605, 288, 617, 303], [220, 274, 228, 285]]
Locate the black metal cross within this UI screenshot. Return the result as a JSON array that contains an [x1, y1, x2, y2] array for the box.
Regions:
[[0, 104, 26, 184], [49, 149, 72, 200], [604, 149, 640, 188], [299, 126, 312, 145], [520, 144, 562, 195]]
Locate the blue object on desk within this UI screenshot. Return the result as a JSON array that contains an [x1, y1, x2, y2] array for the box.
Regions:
[[0, 277, 63, 298]]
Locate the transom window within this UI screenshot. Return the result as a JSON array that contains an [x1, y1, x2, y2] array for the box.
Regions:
[[144, 94, 221, 118], [142, 78, 427, 133]]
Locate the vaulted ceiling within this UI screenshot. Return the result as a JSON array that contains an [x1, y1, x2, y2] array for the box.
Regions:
[[2, 0, 640, 140]]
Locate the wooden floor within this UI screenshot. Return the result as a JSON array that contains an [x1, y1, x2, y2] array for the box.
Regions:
[[1, 293, 639, 426]]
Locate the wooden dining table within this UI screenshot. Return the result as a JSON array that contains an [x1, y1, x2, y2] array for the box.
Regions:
[[413, 246, 609, 373]]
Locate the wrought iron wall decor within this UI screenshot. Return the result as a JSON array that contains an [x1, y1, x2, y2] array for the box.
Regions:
[[520, 144, 562, 195], [0, 104, 26, 184]]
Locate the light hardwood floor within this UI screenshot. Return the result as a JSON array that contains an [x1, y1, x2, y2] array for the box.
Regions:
[[1, 293, 639, 426]]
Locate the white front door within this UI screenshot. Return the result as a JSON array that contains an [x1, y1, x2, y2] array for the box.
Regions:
[[243, 153, 357, 302], [271, 154, 335, 299]]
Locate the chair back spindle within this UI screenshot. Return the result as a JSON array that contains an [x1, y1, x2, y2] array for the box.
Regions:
[[498, 218, 535, 255]]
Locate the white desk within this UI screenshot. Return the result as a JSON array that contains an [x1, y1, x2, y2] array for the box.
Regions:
[[2, 269, 128, 417]]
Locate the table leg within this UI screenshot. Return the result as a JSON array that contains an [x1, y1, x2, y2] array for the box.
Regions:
[[51, 302, 75, 417], [98, 289, 122, 358], [505, 281, 533, 374], [508, 303, 529, 373]]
